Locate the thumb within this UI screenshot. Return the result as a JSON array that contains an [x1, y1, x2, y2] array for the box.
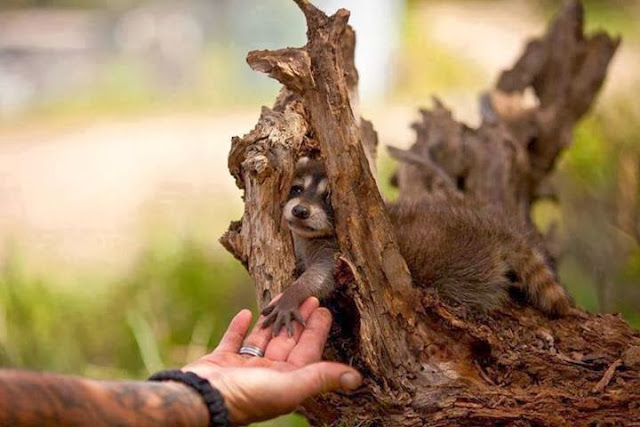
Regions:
[[285, 362, 362, 398]]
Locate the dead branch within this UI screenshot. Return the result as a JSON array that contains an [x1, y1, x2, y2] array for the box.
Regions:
[[222, 1, 640, 425]]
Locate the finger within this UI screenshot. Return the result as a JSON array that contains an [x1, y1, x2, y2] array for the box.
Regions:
[[242, 301, 283, 355], [280, 362, 362, 397], [264, 297, 319, 361], [287, 307, 332, 366], [293, 310, 306, 327], [212, 309, 253, 354], [241, 321, 272, 357], [245, 362, 361, 423]]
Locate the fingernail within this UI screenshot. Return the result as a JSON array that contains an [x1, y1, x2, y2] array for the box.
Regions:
[[340, 371, 362, 391]]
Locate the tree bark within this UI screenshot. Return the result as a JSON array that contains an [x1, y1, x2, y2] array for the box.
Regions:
[[221, 1, 640, 425]]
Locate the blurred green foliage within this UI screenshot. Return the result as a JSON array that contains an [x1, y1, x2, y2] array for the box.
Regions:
[[0, 239, 307, 426], [557, 97, 640, 326], [0, 240, 250, 376]]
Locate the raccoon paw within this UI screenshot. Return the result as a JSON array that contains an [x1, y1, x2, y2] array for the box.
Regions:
[[261, 296, 306, 337]]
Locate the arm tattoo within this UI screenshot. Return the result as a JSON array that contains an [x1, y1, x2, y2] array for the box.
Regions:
[[0, 369, 209, 426]]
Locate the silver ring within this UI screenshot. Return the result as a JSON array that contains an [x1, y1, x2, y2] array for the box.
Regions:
[[239, 345, 264, 357]]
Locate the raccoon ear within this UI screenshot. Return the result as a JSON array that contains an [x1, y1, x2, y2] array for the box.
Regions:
[[296, 156, 311, 167]]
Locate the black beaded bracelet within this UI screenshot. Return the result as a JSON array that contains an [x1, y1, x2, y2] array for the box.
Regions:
[[148, 370, 231, 427]]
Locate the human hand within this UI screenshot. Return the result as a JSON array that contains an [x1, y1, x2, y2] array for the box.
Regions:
[[182, 297, 362, 426]]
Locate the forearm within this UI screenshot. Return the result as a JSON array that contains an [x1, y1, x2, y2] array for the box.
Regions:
[[296, 262, 336, 299], [294, 245, 338, 300], [0, 369, 208, 427]]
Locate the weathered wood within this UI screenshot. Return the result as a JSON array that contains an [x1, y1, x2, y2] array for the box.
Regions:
[[245, 1, 424, 393], [220, 101, 308, 307], [222, 1, 640, 425], [393, 0, 620, 253]]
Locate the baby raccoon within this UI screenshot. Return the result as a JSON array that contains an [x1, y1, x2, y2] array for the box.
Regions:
[[262, 157, 572, 335], [261, 157, 338, 335]]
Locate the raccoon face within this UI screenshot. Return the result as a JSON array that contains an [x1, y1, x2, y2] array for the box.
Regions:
[[283, 157, 334, 239]]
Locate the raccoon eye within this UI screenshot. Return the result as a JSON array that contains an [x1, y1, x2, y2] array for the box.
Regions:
[[324, 192, 331, 204], [290, 185, 304, 196]]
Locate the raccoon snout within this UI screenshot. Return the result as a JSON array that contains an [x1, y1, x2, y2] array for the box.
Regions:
[[292, 205, 310, 219]]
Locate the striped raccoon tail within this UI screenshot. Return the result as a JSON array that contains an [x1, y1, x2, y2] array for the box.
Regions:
[[508, 245, 572, 317]]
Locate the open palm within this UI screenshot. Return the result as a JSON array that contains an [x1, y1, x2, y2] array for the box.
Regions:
[[182, 297, 361, 426]]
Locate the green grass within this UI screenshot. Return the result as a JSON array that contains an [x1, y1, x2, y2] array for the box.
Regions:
[[0, 240, 249, 376], [554, 97, 640, 329], [0, 238, 308, 426]]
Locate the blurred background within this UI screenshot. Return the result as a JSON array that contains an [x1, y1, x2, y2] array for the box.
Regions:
[[0, 0, 638, 425]]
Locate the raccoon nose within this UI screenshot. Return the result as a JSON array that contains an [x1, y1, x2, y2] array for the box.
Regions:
[[292, 205, 310, 219]]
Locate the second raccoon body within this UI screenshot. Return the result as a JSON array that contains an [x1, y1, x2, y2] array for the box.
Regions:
[[262, 158, 572, 334], [388, 201, 570, 315]]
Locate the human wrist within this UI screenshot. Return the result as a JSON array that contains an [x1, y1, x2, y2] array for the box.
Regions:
[[149, 370, 231, 427], [182, 367, 246, 426], [163, 382, 211, 426]]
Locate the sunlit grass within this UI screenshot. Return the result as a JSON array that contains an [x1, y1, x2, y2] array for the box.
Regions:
[[0, 240, 247, 376], [0, 236, 309, 426]]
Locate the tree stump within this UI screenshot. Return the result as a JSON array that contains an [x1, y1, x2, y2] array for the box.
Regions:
[[221, 1, 640, 425]]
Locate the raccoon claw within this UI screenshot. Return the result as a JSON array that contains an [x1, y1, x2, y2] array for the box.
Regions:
[[261, 304, 276, 317], [260, 298, 305, 337]]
